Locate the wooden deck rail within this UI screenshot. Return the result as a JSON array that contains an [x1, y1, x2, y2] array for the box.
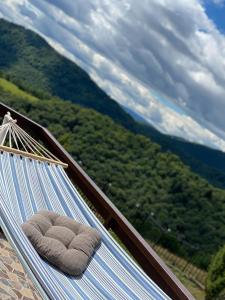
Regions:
[[0, 102, 194, 300]]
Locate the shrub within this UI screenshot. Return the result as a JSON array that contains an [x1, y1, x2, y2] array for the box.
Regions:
[[206, 245, 225, 299]]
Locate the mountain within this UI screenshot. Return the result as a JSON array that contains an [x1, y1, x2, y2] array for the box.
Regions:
[[1, 18, 225, 189], [137, 122, 225, 189], [1, 78, 225, 270], [0, 18, 134, 128], [122, 105, 149, 125], [123, 106, 225, 188]]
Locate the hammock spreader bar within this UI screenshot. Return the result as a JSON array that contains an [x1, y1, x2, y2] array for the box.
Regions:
[[0, 144, 68, 168], [0, 112, 68, 168]]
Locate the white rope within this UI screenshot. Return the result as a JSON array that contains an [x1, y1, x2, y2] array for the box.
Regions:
[[13, 123, 60, 161], [0, 113, 60, 162], [12, 125, 28, 152], [13, 124, 51, 158], [0, 124, 10, 146], [0, 112, 62, 164], [14, 124, 52, 158], [9, 124, 12, 148], [12, 124, 37, 155], [11, 127, 19, 150], [0, 123, 10, 130]]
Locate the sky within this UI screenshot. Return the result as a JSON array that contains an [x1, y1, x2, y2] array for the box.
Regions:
[[1, 1, 225, 151], [205, 0, 225, 33]]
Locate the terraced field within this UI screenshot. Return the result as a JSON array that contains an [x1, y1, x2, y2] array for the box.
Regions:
[[150, 243, 206, 300]]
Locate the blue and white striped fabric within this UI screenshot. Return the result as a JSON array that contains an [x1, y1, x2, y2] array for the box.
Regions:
[[0, 151, 170, 300]]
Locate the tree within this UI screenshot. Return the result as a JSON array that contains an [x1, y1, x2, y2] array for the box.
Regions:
[[206, 245, 225, 299]]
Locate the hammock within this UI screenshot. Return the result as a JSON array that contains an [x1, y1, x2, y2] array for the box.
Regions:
[[0, 113, 170, 300]]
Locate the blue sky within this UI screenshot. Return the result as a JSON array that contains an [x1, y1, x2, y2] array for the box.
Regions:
[[1, 1, 225, 151], [204, 0, 225, 33]]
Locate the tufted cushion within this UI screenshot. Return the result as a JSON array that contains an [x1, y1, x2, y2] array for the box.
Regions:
[[21, 211, 101, 275]]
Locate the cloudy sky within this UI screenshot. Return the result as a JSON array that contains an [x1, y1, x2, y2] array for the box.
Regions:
[[1, 1, 225, 151]]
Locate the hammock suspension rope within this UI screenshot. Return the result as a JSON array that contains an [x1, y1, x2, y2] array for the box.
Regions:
[[0, 112, 67, 167]]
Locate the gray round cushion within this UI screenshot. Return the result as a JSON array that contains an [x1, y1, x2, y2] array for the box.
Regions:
[[21, 210, 101, 275]]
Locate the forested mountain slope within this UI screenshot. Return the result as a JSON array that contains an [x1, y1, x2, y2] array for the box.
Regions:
[[1, 81, 225, 269], [0, 18, 134, 127], [1, 18, 225, 189]]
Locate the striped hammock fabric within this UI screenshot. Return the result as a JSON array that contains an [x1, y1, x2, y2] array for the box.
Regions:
[[0, 151, 170, 300]]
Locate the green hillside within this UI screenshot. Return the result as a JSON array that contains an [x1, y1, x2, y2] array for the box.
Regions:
[[0, 77, 38, 103], [1, 82, 225, 270], [1, 18, 225, 190], [0, 18, 133, 128]]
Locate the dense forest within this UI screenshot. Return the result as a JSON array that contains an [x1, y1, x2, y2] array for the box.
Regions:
[[1, 80, 225, 269], [1, 18, 225, 189], [206, 245, 225, 299]]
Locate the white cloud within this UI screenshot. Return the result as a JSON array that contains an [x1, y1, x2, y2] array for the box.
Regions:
[[1, 0, 225, 151], [212, 0, 225, 7]]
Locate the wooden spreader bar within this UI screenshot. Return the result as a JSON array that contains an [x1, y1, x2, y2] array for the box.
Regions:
[[0, 145, 68, 168]]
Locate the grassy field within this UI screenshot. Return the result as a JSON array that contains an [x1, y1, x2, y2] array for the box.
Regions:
[[0, 77, 39, 103], [171, 266, 205, 300], [151, 243, 206, 300]]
